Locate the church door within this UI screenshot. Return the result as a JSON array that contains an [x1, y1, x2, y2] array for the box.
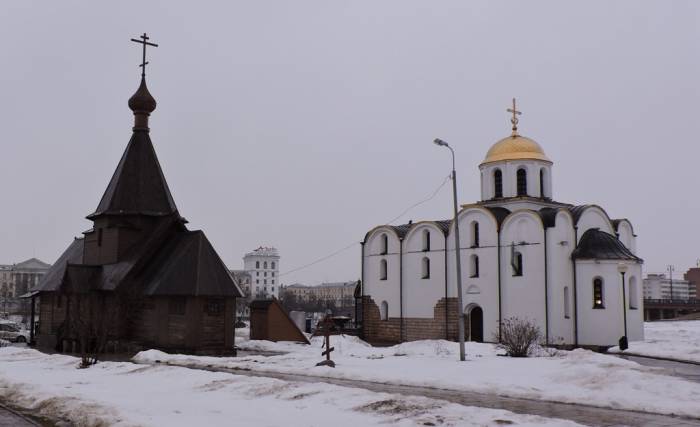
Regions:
[[469, 306, 483, 342]]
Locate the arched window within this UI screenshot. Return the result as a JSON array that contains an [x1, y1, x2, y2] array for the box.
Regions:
[[593, 278, 604, 308], [629, 277, 638, 309], [517, 168, 527, 196], [494, 169, 503, 198], [255, 261, 260, 269], [380, 301, 388, 321], [271, 262, 276, 269], [471, 221, 479, 247], [564, 286, 570, 319], [422, 229, 430, 252], [421, 257, 430, 279], [470, 254, 479, 278], [539, 168, 546, 198], [380, 233, 388, 255], [379, 259, 387, 280], [264, 261, 268, 269], [512, 251, 523, 276]]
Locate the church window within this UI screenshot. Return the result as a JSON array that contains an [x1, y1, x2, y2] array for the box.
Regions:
[[517, 168, 527, 196], [564, 286, 570, 318], [380, 234, 388, 255], [629, 277, 638, 309], [169, 297, 186, 315], [421, 257, 430, 279], [512, 251, 523, 276], [380, 259, 387, 280], [539, 168, 546, 198], [380, 301, 388, 321], [422, 230, 430, 251], [471, 222, 479, 247], [494, 169, 503, 198], [256, 261, 260, 269], [593, 278, 604, 308], [470, 255, 479, 278]]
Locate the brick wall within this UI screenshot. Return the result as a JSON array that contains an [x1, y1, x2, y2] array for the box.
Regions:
[[362, 296, 460, 344]]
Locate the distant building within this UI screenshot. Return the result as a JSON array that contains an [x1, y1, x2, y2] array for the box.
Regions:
[[684, 267, 699, 300], [643, 273, 691, 300], [283, 281, 356, 308], [1, 258, 51, 319], [244, 247, 280, 300]]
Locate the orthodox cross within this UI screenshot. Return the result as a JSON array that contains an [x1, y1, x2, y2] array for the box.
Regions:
[[315, 314, 336, 368], [507, 98, 522, 135], [130, 33, 158, 77]]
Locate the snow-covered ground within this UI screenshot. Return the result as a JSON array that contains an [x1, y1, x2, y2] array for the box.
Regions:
[[0, 347, 581, 427], [135, 333, 700, 418], [609, 320, 700, 364]]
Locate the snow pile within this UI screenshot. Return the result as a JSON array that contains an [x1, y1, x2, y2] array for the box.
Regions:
[[137, 335, 700, 418], [0, 347, 580, 427], [610, 320, 700, 363]]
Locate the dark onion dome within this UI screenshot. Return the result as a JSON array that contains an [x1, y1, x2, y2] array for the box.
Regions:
[[128, 76, 157, 114], [571, 228, 643, 262]]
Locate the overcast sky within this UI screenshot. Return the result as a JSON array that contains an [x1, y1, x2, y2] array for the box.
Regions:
[[1, 1, 698, 285]]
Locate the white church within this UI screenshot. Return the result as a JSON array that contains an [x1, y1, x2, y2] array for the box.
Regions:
[[361, 103, 643, 348]]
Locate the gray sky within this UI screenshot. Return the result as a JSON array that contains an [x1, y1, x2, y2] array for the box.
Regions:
[[1, 1, 699, 285]]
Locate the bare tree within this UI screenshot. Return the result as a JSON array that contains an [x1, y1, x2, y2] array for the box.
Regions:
[[494, 317, 542, 357]]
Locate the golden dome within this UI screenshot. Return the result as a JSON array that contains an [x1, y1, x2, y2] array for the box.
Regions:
[[481, 134, 551, 165]]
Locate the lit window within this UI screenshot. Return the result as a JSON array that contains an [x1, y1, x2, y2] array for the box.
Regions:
[[593, 278, 604, 308]]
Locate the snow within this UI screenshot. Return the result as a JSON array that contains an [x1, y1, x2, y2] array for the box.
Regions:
[[609, 320, 700, 363], [135, 334, 700, 418], [0, 347, 580, 427]]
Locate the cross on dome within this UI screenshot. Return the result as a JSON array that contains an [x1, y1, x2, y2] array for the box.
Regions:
[[130, 33, 158, 77], [507, 98, 522, 136]]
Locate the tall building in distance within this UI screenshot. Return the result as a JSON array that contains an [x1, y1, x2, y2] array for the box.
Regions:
[[244, 247, 280, 300], [643, 273, 691, 300]]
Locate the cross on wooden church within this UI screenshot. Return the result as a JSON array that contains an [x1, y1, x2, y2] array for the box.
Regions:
[[507, 98, 522, 135], [131, 33, 158, 77]]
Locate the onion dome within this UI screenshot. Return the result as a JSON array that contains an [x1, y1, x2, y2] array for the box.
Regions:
[[129, 77, 156, 131], [481, 134, 551, 165]]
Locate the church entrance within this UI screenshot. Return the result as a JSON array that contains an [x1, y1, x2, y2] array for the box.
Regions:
[[465, 305, 483, 342]]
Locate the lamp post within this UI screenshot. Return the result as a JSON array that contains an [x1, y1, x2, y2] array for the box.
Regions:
[[617, 263, 628, 351], [433, 138, 466, 362]]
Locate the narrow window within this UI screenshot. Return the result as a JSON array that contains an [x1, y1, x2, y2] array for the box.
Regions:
[[512, 252, 523, 276], [629, 277, 638, 309], [380, 301, 389, 321], [539, 168, 546, 198], [421, 257, 430, 279], [264, 261, 268, 269], [169, 297, 187, 315], [271, 262, 276, 269], [517, 168, 527, 196], [470, 255, 479, 278], [494, 169, 503, 198], [256, 261, 260, 269], [472, 222, 479, 247], [564, 286, 570, 318], [422, 229, 430, 252], [593, 278, 604, 308], [380, 259, 388, 280], [97, 228, 103, 247], [380, 233, 388, 255], [205, 298, 224, 316]]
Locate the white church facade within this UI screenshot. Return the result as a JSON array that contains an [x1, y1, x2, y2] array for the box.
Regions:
[[361, 106, 643, 348]]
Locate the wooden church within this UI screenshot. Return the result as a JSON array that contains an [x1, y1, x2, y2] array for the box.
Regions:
[[31, 35, 243, 355]]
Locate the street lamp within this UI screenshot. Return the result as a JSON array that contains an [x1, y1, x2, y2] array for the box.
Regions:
[[617, 263, 629, 351], [433, 138, 466, 362]]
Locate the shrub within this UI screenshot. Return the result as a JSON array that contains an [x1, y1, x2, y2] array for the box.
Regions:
[[495, 317, 542, 357]]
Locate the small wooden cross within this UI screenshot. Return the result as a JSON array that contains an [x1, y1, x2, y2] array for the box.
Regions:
[[507, 98, 522, 135], [130, 33, 158, 77]]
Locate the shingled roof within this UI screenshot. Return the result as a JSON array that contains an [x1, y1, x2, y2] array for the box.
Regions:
[[88, 131, 177, 219], [571, 228, 642, 262]]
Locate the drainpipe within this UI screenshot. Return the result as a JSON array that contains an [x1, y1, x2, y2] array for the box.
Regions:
[[497, 227, 503, 342], [543, 227, 549, 345], [399, 238, 404, 342], [572, 226, 579, 347], [444, 233, 449, 340]]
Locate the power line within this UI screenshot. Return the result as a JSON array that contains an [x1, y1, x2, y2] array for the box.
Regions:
[[279, 174, 452, 278]]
